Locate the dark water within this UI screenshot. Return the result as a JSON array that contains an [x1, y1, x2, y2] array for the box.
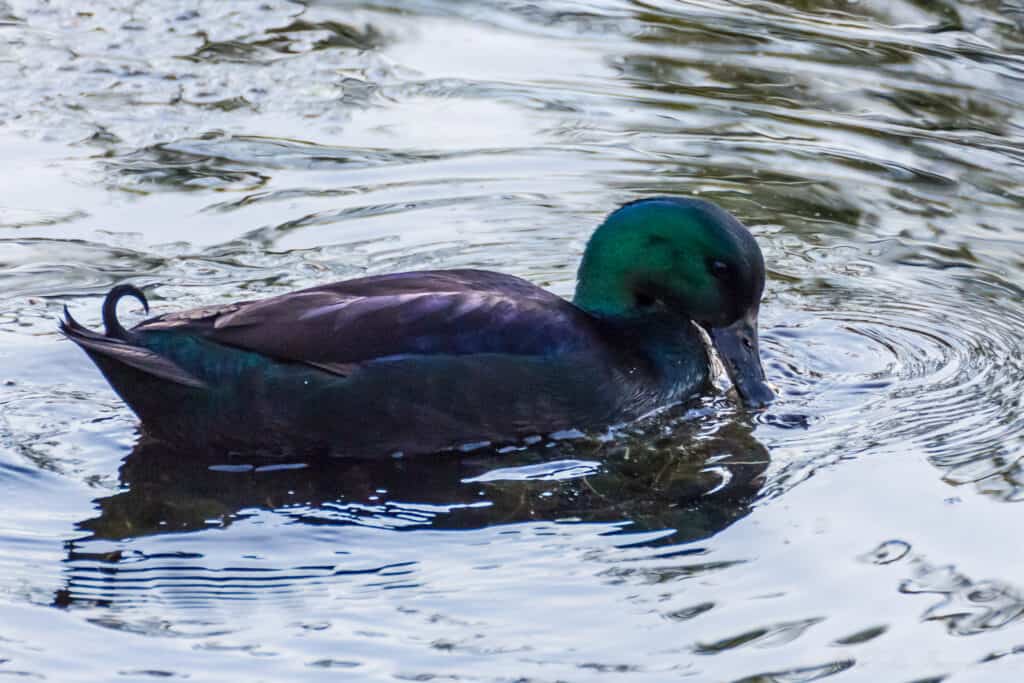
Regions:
[[2, 0, 1023, 680]]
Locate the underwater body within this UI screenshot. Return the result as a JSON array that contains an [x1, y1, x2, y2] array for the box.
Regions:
[[2, 1, 1024, 681]]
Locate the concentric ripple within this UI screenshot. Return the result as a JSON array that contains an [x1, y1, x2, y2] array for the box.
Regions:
[[759, 254, 1024, 501]]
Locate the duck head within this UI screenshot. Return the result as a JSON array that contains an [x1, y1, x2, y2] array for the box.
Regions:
[[574, 197, 774, 408]]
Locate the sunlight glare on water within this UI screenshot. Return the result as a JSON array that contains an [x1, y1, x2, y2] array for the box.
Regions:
[[1, 0, 1023, 680]]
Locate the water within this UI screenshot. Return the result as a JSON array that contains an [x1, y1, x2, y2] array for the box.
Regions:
[[1, 0, 1023, 679]]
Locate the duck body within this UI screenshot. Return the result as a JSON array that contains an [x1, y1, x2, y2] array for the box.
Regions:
[[65, 270, 711, 456], [62, 197, 772, 456]]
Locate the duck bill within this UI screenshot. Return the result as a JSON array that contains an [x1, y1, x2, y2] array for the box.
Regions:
[[708, 312, 774, 409]]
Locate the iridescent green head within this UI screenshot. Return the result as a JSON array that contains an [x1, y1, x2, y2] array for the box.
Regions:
[[574, 197, 773, 407]]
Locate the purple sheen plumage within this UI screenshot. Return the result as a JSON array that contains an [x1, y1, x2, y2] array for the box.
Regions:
[[136, 269, 604, 369]]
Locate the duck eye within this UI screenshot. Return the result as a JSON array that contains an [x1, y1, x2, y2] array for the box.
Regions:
[[709, 260, 731, 279], [634, 291, 656, 308]]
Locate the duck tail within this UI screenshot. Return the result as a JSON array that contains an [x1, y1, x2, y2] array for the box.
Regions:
[[60, 288, 207, 390], [102, 284, 149, 340], [59, 304, 111, 345]]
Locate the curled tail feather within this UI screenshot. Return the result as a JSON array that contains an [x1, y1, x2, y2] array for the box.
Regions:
[[102, 284, 149, 340], [60, 289, 207, 389]]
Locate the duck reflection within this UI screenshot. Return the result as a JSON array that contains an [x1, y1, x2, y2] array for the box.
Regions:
[[77, 406, 769, 542], [58, 407, 769, 609]]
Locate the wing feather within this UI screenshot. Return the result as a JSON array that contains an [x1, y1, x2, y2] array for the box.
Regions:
[[135, 270, 599, 369]]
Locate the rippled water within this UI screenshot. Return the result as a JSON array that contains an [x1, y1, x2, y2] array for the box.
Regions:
[[1, 0, 1023, 680]]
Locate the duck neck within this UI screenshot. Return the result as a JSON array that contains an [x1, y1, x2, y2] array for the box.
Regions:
[[621, 313, 709, 368], [605, 311, 712, 403]]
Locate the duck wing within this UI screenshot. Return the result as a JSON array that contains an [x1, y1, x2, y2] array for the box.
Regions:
[[135, 269, 601, 374]]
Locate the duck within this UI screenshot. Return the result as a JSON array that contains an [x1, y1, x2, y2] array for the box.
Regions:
[[62, 197, 773, 457]]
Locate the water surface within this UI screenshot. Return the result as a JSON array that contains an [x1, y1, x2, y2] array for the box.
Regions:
[[1, 0, 1023, 680]]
